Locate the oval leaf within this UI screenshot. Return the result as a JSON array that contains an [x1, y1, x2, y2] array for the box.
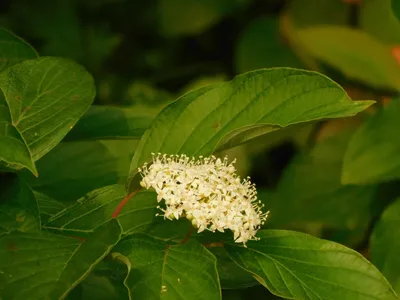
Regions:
[[371, 198, 400, 294], [113, 233, 221, 299], [128, 68, 374, 189], [342, 100, 400, 185], [296, 26, 400, 91], [0, 57, 96, 161], [226, 229, 398, 300]]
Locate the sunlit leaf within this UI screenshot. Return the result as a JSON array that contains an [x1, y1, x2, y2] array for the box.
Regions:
[[0, 57, 96, 161], [128, 68, 374, 191]]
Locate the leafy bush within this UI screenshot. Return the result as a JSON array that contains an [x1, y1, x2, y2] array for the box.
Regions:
[[1, 0, 400, 299]]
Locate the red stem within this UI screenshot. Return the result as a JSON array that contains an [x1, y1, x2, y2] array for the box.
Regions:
[[112, 188, 141, 218]]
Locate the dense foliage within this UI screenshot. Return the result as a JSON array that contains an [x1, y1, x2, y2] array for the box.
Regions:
[[1, 0, 400, 299]]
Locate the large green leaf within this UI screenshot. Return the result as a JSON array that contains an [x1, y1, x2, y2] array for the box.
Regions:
[[0, 28, 38, 73], [0, 57, 96, 162], [158, 0, 248, 37], [112, 233, 221, 299], [128, 68, 374, 189], [22, 140, 136, 201], [0, 177, 40, 234], [235, 17, 303, 74], [393, 0, 400, 21], [360, 0, 400, 44], [296, 26, 400, 91], [371, 198, 400, 294], [226, 230, 398, 300], [0, 94, 36, 174], [342, 101, 400, 185], [0, 219, 122, 299], [45, 185, 158, 236], [270, 131, 377, 234]]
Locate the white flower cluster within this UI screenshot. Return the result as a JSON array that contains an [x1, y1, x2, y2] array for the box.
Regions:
[[138, 153, 269, 245]]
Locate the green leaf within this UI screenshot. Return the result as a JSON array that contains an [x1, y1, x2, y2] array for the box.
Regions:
[[393, 0, 400, 22], [209, 247, 258, 289], [128, 68, 374, 190], [0, 219, 122, 300], [21, 140, 135, 201], [113, 233, 221, 299], [0, 28, 38, 73], [0, 57, 96, 161], [226, 229, 398, 300], [271, 131, 377, 233], [371, 198, 400, 294], [360, 0, 400, 44], [296, 26, 400, 91], [235, 17, 303, 74], [0, 94, 37, 175], [342, 101, 400, 185], [45, 185, 158, 236], [158, 0, 248, 37], [0, 177, 40, 234], [33, 191, 66, 224], [65, 105, 152, 141]]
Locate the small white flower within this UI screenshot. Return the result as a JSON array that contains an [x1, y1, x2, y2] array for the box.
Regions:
[[139, 153, 269, 245]]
